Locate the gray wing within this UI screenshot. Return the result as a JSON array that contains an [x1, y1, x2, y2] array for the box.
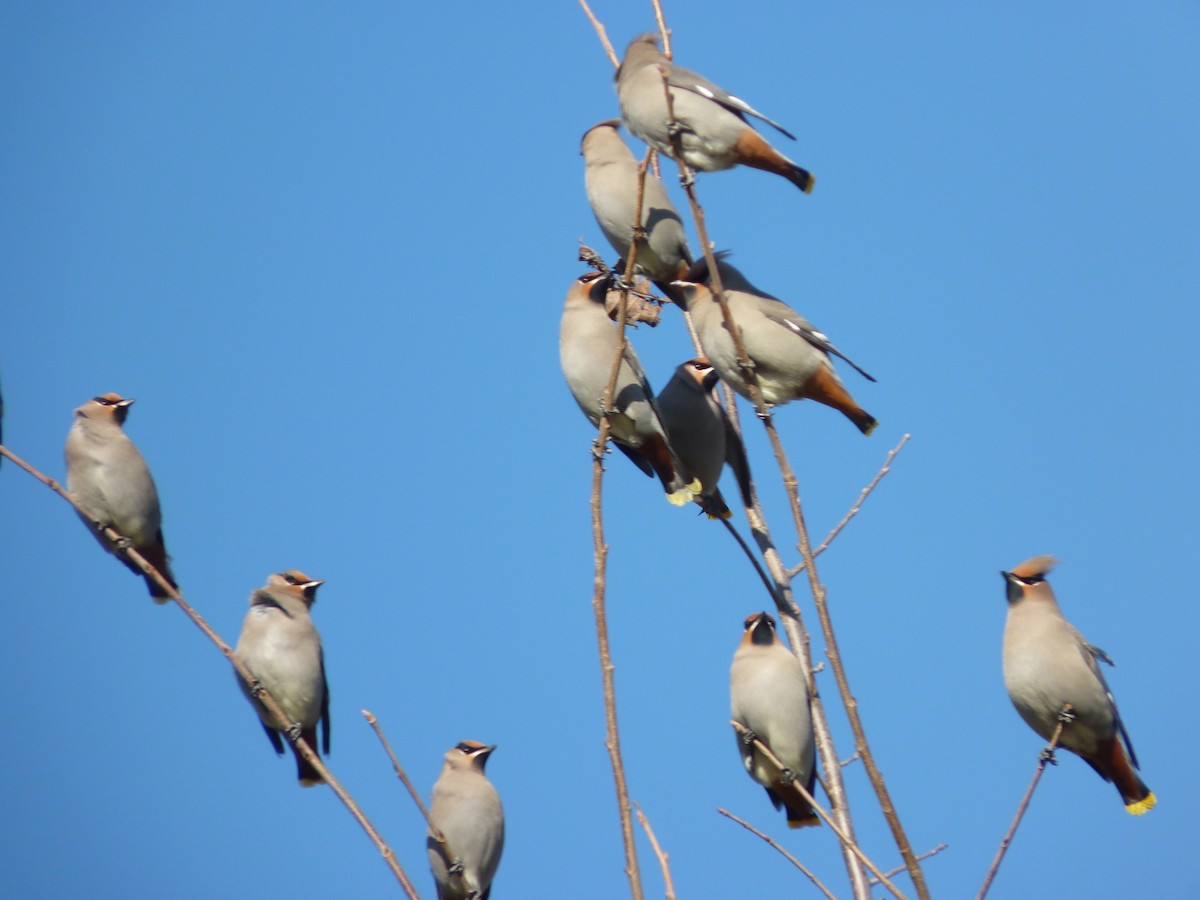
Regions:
[[1079, 634, 1140, 768], [764, 311, 878, 382], [664, 60, 797, 139], [320, 648, 331, 755], [722, 409, 754, 509]]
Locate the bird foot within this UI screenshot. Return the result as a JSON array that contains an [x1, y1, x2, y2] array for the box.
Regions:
[[741, 728, 758, 746], [1057, 703, 1076, 725], [448, 859, 464, 876], [248, 678, 267, 698], [1039, 748, 1059, 766], [677, 168, 695, 189], [285, 723, 303, 743], [779, 767, 797, 784]]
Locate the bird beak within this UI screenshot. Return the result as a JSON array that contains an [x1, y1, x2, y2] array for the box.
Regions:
[[117, 398, 135, 408]]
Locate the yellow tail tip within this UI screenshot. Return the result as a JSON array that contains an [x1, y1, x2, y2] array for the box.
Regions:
[[787, 817, 821, 829], [1126, 792, 1157, 815]]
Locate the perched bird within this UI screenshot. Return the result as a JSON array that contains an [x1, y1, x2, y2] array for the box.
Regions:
[[581, 118, 693, 292], [616, 34, 814, 193], [1001, 555, 1155, 815], [427, 741, 505, 900], [672, 257, 877, 434], [560, 270, 700, 505], [731, 612, 819, 828], [64, 392, 178, 601], [656, 357, 752, 519], [233, 570, 330, 787]]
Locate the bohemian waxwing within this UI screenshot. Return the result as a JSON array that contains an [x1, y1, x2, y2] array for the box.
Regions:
[[1001, 555, 1155, 814], [731, 612, 819, 828], [560, 271, 700, 505], [427, 741, 505, 900], [656, 358, 752, 519], [616, 34, 814, 193], [581, 118, 693, 292], [64, 392, 178, 601], [672, 257, 877, 434], [233, 570, 330, 787]]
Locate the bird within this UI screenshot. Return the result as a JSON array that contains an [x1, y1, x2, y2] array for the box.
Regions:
[[581, 118, 693, 292], [64, 392, 178, 601], [232, 570, 330, 787], [671, 256, 877, 434], [1001, 555, 1155, 815], [656, 357, 752, 519], [560, 270, 700, 505], [731, 611, 819, 828], [616, 33, 814, 193], [427, 740, 505, 900]]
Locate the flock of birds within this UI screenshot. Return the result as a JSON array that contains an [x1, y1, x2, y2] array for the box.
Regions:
[[44, 31, 1153, 900]]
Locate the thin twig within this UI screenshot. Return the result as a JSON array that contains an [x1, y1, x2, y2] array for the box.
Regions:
[[0, 444, 421, 899], [656, 65, 874, 900], [731, 721, 909, 900], [871, 844, 950, 885], [650, 0, 672, 59], [789, 434, 911, 578], [634, 803, 677, 900], [583, 151, 653, 900], [976, 707, 1072, 900], [717, 808, 838, 900], [577, 0, 619, 68], [654, 80, 927, 888]]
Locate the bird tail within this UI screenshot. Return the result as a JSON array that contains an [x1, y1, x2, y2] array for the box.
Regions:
[[803, 366, 877, 435], [139, 536, 177, 604], [731, 129, 815, 194], [294, 727, 325, 787], [1091, 733, 1155, 815]]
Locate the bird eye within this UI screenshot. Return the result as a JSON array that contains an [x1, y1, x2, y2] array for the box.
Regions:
[[282, 573, 300, 585], [1020, 574, 1046, 585]]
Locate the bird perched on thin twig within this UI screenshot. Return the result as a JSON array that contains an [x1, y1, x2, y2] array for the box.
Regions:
[[65, 392, 178, 601], [672, 256, 877, 434], [233, 570, 331, 787], [560, 270, 700, 505], [427, 741, 505, 900], [1001, 555, 1155, 815], [582, 118, 693, 294], [616, 33, 815, 193], [657, 358, 752, 519], [731, 611, 819, 828]]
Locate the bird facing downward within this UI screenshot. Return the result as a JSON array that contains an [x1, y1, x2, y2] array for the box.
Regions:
[[428, 740, 505, 900], [64, 392, 178, 602], [233, 570, 330, 787], [616, 34, 815, 193], [656, 357, 753, 519], [560, 270, 700, 506], [1001, 555, 1155, 815]]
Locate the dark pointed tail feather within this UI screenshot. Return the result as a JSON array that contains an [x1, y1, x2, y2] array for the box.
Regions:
[[851, 410, 879, 436], [786, 164, 815, 194], [138, 537, 177, 604], [295, 727, 325, 787]]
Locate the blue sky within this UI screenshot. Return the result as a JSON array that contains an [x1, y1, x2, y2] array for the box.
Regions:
[[2, 2, 1197, 897]]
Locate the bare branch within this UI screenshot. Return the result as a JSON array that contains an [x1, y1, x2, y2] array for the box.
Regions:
[[634, 803, 677, 900], [0, 443, 420, 898], [731, 721, 910, 900], [789, 434, 911, 578], [717, 808, 838, 900], [577, 0, 619, 68], [650, 0, 672, 59], [656, 63, 875, 900], [871, 844, 950, 886], [976, 706, 1073, 900]]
